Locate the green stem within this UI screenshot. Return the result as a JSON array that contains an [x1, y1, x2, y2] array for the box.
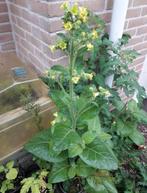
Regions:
[[69, 40, 77, 130]]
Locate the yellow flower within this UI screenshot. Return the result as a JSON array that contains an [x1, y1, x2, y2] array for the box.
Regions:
[[53, 112, 58, 117], [87, 43, 94, 51], [81, 32, 86, 37], [79, 7, 88, 22], [51, 120, 56, 126], [72, 76, 80, 84], [49, 45, 56, 53], [85, 73, 93, 80], [64, 22, 73, 31], [60, 2, 69, 10], [93, 92, 99, 98], [92, 30, 98, 39], [71, 3, 79, 15], [58, 41, 67, 50], [99, 87, 111, 97]]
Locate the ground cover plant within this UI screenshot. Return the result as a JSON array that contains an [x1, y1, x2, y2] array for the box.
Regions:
[[1, 2, 146, 193]]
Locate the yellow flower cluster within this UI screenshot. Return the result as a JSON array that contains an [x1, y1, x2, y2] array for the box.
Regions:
[[49, 45, 56, 53], [83, 72, 94, 80], [89, 87, 99, 98], [99, 87, 111, 97], [60, 2, 69, 10], [71, 76, 80, 84], [79, 7, 88, 22], [64, 21, 73, 31], [71, 3, 79, 16], [92, 30, 98, 39], [58, 41, 67, 50], [87, 43, 94, 51]]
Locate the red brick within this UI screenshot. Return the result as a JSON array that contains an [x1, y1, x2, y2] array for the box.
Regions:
[[127, 36, 144, 47], [79, 0, 105, 12], [16, 17, 31, 32], [0, 3, 8, 13], [133, 0, 147, 6], [137, 26, 147, 35], [106, 0, 113, 10], [0, 33, 13, 43], [0, 23, 12, 33], [133, 42, 147, 51], [30, 0, 48, 17], [22, 9, 39, 26], [20, 38, 35, 54], [13, 24, 25, 38], [0, 13, 9, 23], [141, 7, 147, 16], [48, 2, 64, 17], [128, 17, 147, 28], [9, 4, 21, 16], [124, 28, 136, 37], [49, 18, 63, 33], [127, 8, 141, 18], [1, 42, 15, 51], [26, 33, 42, 49]]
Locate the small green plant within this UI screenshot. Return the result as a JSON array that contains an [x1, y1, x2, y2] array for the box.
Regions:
[[20, 170, 53, 193], [0, 161, 18, 193], [25, 2, 147, 193], [21, 94, 43, 131]]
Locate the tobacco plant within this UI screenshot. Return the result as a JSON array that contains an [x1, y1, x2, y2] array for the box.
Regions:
[[25, 2, 147, 193], [0, 161, 18, 193]]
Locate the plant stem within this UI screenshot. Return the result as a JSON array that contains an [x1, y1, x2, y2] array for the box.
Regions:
[[69, 40, 77, 130]]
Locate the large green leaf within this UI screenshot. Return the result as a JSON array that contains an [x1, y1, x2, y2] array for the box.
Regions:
[[80, 139, 118, 170], [50, 90, 70, 110], [78, 104, 99, 122], [52, 123, 81, 152], [116, 119, 145, 145], [130, 128, 144, 145], [127, 100, 147, 124], [87, 116, 101, 134], [49, 161, 69, 183], [76, 160, 95, 177], [25, 129, 66, 163], [87, 171, 118, 193]]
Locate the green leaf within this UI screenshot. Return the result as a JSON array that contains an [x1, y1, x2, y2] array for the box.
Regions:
[[6, 161, 14, 169], [116, 120, 135, 137], [87, 116, 101, 135], [87, 171, 118, 193], [68, 166, 76, 178], [52, 123, 81, 152], [127, 100, 147, 124], [51, 65, 66, 73], [80, 139, 118, 170], [31, 184, 40, 193], [6, 168, 18, 180], [68, 144, 83, 158], [0, 165, 5, 173], [82, 131, 96, 144], [49, 161, 69, 183], [25, 129, 66, 163], [50, 90, 70, 110], [130, 128, 145, 145], [76, 160, 95, 177], [78, 104, 98, 122]]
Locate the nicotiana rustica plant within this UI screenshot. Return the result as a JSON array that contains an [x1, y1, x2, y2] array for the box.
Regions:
[[25, 2, 147, 193]]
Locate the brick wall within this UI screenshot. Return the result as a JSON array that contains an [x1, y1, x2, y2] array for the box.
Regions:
[[6, 0, 147, 74], [0, 0, 15, 52]]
